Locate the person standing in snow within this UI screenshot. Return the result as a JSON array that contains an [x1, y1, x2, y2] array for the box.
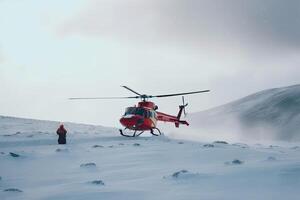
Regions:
[[56, 124, 67, 144]]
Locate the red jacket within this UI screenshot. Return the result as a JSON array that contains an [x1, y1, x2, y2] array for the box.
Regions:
[[57, 126, 67, 136]]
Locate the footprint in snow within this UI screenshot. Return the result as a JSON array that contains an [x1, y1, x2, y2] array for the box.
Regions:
[[164, 170, 211, 181], [88, 180, 105, 186], [92, 145, 104, 148], [232, 143, 249, 148], [203, 144, 214, 148], [3, 132, 22, 137], [80, 162, 97, 168], [55, 148, 69, 153], [225, 159, 244, 165], [3, 188, 23, 193], [269, 145, 280, 149]]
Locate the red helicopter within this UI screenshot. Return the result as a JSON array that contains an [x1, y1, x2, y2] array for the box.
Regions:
[[70, 86, 210, 137]]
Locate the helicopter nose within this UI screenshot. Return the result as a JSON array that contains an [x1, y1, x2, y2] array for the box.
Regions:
[[120, 115, 142, 128]]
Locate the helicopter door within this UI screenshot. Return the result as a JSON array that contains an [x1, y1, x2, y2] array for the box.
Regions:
[[149, 110, 157, 127]]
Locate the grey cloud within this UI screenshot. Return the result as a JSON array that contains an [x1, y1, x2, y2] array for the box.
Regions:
[[59, 0, 300, 106], [61, 0, 300, 54]]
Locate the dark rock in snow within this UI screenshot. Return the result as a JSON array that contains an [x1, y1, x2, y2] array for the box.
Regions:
[[232, 143, 249, 148], [92, 145, 104, 148], [9, 152, 20, 157], [3, 188, 23, 192], [108, 145, 114, 148], [178, 142, 184, 144], [203, 144, 214, 148], [80, 163, 96, 168], [225, 159, 244, 165], [213, 141, 228, 144], [89, 180, 105, 186], [232, 159, 243, 164], [119, 143, 124, 146], [133, 143, 140, 146], [166, 170, 211, 181], [172, 170, 189, 178]]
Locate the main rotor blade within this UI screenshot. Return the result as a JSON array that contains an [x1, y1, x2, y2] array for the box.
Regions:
[[69, 96, 139, 100], [121, 86, 141, 96], [151, 90, 210, 98]]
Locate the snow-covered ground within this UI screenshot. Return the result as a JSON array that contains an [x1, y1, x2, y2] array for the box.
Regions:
[[1, 116, 300, 200]]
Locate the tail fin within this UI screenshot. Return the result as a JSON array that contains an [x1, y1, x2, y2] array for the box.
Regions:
[[177, 96, 188, 120], [175, 96, 189, 128], [177, 105, 186, 120]]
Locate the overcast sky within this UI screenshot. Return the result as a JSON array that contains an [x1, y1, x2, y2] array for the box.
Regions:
[[1, 0, 300, 127]]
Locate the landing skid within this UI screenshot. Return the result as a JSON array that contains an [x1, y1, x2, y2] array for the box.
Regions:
[[150, 128, 162, 136], [119, 128, 162, 137]]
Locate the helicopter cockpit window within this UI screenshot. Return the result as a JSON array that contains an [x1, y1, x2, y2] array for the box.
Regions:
[[135, 108, 146, 116], [124, 107, 135, 115], [124, 107, 147, 117]]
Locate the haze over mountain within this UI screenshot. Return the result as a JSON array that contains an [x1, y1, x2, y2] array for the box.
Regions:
[[188, 85, 300, 141]]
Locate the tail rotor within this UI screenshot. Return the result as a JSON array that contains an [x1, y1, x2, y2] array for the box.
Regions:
[[182, 96, 188, 117]]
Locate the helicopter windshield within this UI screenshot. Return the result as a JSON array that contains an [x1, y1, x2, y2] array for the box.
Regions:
[[124, 107, 135, 115], [124, 107, 147, 117]]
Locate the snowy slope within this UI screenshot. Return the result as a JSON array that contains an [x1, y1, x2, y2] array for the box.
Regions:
[[188, 85, 300, 141], [1, 116, 300, 200], [0, 116, 116, 136]]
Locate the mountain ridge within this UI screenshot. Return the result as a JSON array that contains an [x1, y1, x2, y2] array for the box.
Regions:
[[189, 84, 300, 141]]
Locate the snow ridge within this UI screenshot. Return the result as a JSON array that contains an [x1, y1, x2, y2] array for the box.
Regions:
[[189, 84, 300, 141]]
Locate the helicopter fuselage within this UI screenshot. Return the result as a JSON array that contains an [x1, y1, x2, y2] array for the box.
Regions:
[[119, 101, 188, 132]]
